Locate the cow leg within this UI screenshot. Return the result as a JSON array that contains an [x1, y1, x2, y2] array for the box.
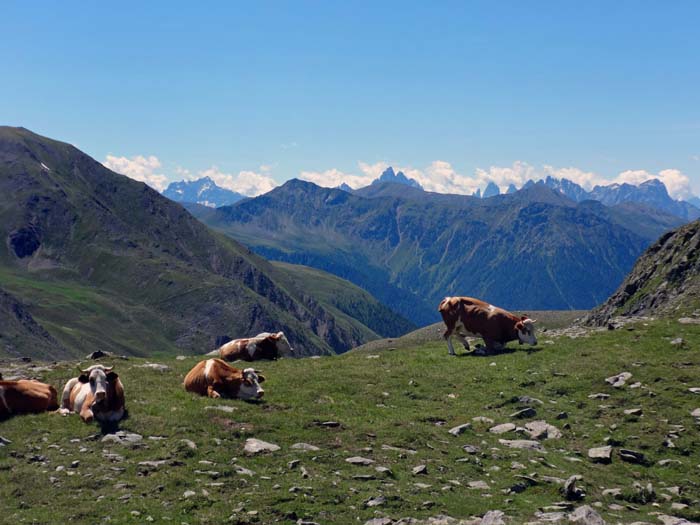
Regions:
[[455, 332, 470, 351], [59, 378, 79, 415], [446, 336, 457, 356], [207, 385, 221, 399]]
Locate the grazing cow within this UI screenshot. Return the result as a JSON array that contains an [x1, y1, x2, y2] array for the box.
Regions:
[[59, 365, 125, 424], [0, 379, 58, 418], [184, 359, 265, 400], [438, 296, 537, 356], [208, 332, 293, 361]]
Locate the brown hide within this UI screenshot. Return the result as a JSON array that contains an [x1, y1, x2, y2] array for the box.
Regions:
[[183, 359, 264, 399], [0, 380, 59, 417], [438, 296, 527, 348], [218, 334, 282, 362]]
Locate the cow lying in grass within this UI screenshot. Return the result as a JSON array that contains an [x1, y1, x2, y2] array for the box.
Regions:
[[208, 332, 292, 361], [184, 359, 265, 400], [438, 296, 537, 355], [0, 378, 58, 418], [59, 365, 125, 424]]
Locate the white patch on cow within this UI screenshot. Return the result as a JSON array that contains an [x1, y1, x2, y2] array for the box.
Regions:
[[72, 383, 90, 414], [238, 368, 264, 400], [204, 359, 214, 379], [517, 319, 538, 345], [487, 304, 495, 312], [246, 341, 258, 359], [275, 332, 293, 356], [0, 385, 9, 413]]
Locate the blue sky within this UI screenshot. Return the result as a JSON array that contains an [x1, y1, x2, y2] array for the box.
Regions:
[[2, 1, 699, 198]]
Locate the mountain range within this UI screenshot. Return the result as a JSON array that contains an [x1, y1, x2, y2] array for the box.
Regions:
[[0, 127, 413, 359], [189, 178, 687, 326], [162, 176, 245, 207]]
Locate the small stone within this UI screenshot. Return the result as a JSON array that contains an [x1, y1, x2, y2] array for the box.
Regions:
[[524, 420, 562, 440], [510, 407, 537, 419], [468, 480, 490, 490], [375, 466, 393, 477], [291, 442, 320, 451], [606, 372, 632, 388], [363, 519, 392, 525], [588, 393, 610, 400], [518, 395, 544, 405], [588, 446, 612, 464], [412, 464, 428, 475], [498, 439, 543, 450], [618, 449, 645, 464], [462, 444, 480, 454], [472, 416, 494, 424], [568, 505, 605, 524], [670, 338, 684, 347], [345, 456, 374, 466], [233, 465, 255, 476], [481, 510, 506, 525], [180, 439, 197, 450], [556, 412, 569, 420], [244, 438, 280, 454], [183, 490, 196, 498], [288, 460, 300, 469], [562, 475, 585, 501], [689, 388, 700, 394], [139, 363, 170, 372], [319, 421, 340, 427], [101, 432, 143, 446], [624, 408, 643, 416], [657, 459, 682, 467], [69, 461, 80, 468], [489, 423, 516, 434], [448, 423, 472, 436], [0, 436, 12, 446], [364, 495, 386, 507]]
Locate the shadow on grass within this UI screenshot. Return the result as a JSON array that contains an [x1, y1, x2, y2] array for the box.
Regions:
[[451, 345, 544, 357]]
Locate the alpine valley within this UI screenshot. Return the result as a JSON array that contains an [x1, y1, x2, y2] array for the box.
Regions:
[[0, 127, 414, 359]]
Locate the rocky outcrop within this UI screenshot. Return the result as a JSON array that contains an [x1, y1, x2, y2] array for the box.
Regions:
[[585, 220, 700, 325]]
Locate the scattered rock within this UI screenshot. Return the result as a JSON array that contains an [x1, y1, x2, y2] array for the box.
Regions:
[[0, 436, 11, 447], [518, 396, 544, 405], [375, 466, 393, 477], [291, 442, 320, 452], [364, 495, 386, 508], [657, 459, 682, 467], [524, 420, 562, 440], [481, 510, 506, 525], [678, 317, 700, 325], [588, 393, 610, 400], [381, 444, 417, 455], [690, 408, 700, 418], [233, 465, 255, 476], [183, 490, 196, 498], [606, 372, 632, 388], [588, 446, 612, 464], [568, 505, 605, 524], [472, 416, 494, 424], [364, 519, 393, 525], [346, 456, 374, 466], [489, 423, 516, 434], [138, 363, 170, 372], [462, 445, 480, 455], [498, 439, 543, 451], [101, 432, 143, 446], [319, 421, 341, 427], [556, 412, 569, 420], [412, 464, 428, 475], [618, 449, 645, 464], [670, 338, 684, 347], [602, 488, 621, 498], [180, 439, 197, 450], [87, 350, 110, 359], [689, 388, 700, 394], [562, 475, 585, 501], [244, 438, 280, 454], [449, 423, 472, 436], [624, 408, 643, 416], [510, 407, 537, 419], [468, 480, 490, 490]]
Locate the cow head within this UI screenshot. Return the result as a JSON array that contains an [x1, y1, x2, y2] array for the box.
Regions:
[[515, 317, 537, 345], [271, 332, 293, 357], [238, 368, 265, 400], [78, 365, 118, 407]]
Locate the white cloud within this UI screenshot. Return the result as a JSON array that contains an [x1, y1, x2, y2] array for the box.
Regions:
[[542, 165, 606, 190], [103, 154, 168, 192], [198, 166, 277, 197], [299, 168, 373, 189]]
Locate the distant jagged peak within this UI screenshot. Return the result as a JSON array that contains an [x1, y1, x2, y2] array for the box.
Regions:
[[162, 175, 244, 207], [482, 181, 501, 198], [506, 183, 517, 194], [371, 166, 423, 190], [337, 182, 353, 192]]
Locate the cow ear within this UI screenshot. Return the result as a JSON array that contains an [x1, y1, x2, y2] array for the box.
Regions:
[[515, 321, 524, 331], [78, 373, 89, 383], [256, 374, 266, 383], [273, 332, 283, 340], [106, 371, 119, 382]]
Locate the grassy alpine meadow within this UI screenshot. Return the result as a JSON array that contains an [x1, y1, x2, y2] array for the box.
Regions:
[[1, 316, 700, 524]]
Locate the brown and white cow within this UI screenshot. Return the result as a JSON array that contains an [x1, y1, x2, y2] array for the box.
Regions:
[[0, 379, 58, 418], [438, 296, 537, 356], [59, 365, 125, 424], [184, 358, 265, 400], [208, 332, 293, 362]]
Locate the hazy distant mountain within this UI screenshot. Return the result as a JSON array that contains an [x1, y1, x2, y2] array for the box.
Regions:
[[541, 176, 700, 221], [482, 181, 500, 198], [371, 167, 422, 189], [506, 184, 517, 194], [190, 179, 685, 325], [0, 127, 410, 358], [163, 176, 245, 207]]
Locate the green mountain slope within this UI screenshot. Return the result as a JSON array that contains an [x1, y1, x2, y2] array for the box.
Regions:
[[585, 219, 700, 324], [0, 127, 399, 358], [271, 261, 415, 340], [2, 316, 699, 523], [191, 179, 686, 325]]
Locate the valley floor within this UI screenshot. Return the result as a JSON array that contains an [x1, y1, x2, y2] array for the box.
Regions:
[[1, 315, 699, 524]]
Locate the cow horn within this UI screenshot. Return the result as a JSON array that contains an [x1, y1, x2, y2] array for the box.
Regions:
[[103, 366, 114, 372]]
